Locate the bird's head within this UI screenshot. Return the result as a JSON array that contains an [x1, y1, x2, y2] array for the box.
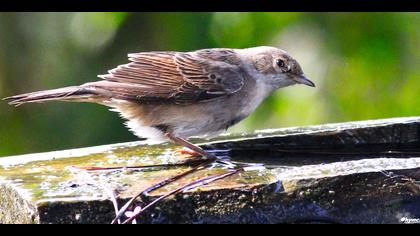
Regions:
[[244, 46, 315, 90]]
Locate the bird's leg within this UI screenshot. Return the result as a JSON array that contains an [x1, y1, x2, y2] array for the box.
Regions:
[[176, 148, 203, 157], [165, 133, 217, 160]]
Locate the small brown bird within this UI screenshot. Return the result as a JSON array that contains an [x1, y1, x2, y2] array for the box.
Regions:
[[4, 46, 314, 158]]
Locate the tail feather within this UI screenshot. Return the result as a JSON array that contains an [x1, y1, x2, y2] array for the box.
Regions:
[[3, 86, 93, 106]]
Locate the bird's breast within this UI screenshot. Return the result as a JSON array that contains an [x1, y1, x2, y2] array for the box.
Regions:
[[234, 80, 272, 118]]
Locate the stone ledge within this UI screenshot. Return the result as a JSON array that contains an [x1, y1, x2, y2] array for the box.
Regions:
[[0, 116, 419, 224]]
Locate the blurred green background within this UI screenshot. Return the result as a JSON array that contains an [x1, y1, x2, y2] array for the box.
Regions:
[[1, 12, 419, 156]]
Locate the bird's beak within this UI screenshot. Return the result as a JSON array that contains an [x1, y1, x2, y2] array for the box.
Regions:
[[293, 74, 315, 87]]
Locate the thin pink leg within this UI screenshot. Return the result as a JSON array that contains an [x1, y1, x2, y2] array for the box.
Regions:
[[165, 133, 217, 160]]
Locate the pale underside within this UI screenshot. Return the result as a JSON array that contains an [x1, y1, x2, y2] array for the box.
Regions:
[[106, 78, 271, 144]]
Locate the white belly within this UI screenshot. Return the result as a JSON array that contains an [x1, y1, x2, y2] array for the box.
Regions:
[[109, 81, 271, 143]]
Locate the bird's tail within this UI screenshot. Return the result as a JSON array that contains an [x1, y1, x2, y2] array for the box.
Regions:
[[3, 86, 95, 106]]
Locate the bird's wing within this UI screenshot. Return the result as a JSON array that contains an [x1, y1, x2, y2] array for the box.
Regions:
[[94, 49, 245, 104]]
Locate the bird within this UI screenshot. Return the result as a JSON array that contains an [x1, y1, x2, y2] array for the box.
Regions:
[[3, 46, 315, 159]]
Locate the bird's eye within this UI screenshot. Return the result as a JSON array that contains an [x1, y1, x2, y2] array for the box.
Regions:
[[276, 59, 285, 68]]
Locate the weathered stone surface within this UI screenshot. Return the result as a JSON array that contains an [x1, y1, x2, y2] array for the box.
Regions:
[[0, 117, 419, 224]]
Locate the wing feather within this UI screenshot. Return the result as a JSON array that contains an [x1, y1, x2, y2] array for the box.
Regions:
[[92, 49, 244, 104]]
